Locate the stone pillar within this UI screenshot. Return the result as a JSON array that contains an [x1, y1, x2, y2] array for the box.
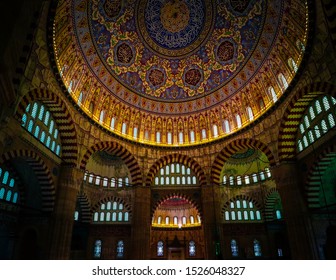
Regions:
[[131, 186, 151, 259], [272, 162, 317, 259], [49, 166, 83, 259], [201, 185, 220, 259]]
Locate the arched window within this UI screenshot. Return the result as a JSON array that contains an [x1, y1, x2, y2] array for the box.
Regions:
[[297, 95, 336, 152], [247, 107, 254, 121], [93, 240, 102, 259], [296, 39, 305, 52], [133, 127, 138, 139], [236, 114, 242, 128], [156, 131, 161, 143], [110, 117, 116, 130], [276, 210, 282, 220], [201, 128, 207, 139], [99, 110, 105, 123], [268, 87, 277, 103], [224, 199, 262, 222], [165, 216, 170, 225], [74, 211, 79, 221], [288, 58, 298, 72], [179, 131, 184, 144], [224, 120, 230, 133], [0, 168, 19, 204], [78, 92, 83, 105], [190, 130, 195, 143], [93, 200, 129, 223], [182, 216, 187, 225], [116, 240, 124, 258], [231, 239, 239, 257], [278, 73, 288, 91], [22, 102, 62, 156], [189, 241, 196, 257], [157, 241, 164, 257], [213, 124, 219, 137], [167, 132, 172, 144], [253, 240, 262, 257], [122, 123, 127, 134]]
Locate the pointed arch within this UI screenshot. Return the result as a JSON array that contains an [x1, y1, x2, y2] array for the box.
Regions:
[[278, 82, 336, 162], [80, 141, 142, 185], [16, 88, 78, 166], [91, 195, 132, 222], [221, 195, 264, 222], [211, 139, 276, 184], [304, 146, 336, 209], [151, 193, 202, 218], [76, 193, 91, 223], [1, 149, 55, 212], [146, 154, 206, 187], [264, 188, 282, 222]]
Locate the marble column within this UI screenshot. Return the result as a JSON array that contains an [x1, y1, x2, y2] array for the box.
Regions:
[[49, 166, 83, 259]]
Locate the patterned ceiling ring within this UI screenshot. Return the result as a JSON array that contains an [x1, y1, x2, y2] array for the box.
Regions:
[[1, 149, 55, 212], [212, 138, 276, 184], [146, 153, 206, 187], [53, 0, 309, 145], [80, 141, 142, 185], [278, 82, 336, 162], [15, 88, 78, 166]]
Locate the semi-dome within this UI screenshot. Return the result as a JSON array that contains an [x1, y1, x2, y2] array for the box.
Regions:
[[53, 0, 309, 146]]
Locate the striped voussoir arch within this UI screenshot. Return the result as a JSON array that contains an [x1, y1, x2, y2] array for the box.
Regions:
[[77, 193, 91, 223], [264, 188, 281, 222], [278, 82, 336, 162], [1, 149, 55, 212], [146, 153, 206, 187], [151, 192, 202, 217], [211, 138, 276, 184], [91, 196, 132, 222], [80, 142, 142, 186], [221, 195, 264, 219], [16, 88, 78, 166], [305, 149, 336, 209]]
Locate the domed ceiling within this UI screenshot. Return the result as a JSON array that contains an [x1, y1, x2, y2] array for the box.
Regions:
[[53, 0, 309, 146]]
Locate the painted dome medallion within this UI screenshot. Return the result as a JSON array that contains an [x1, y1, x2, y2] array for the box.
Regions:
[[53, 0, 309, 146]]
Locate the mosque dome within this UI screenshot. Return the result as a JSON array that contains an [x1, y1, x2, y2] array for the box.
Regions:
[[52, 0, 309, 146]]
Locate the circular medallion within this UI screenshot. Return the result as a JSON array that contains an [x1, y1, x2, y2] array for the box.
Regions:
[[160, 0, 190, 33], [216, 39, 236, 64], [103, 0, 122, 19], [114, 41, 135, 66], [184, 66, 203, 89], [137, 0, 214, 58], [147, 67, 166, 89]]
